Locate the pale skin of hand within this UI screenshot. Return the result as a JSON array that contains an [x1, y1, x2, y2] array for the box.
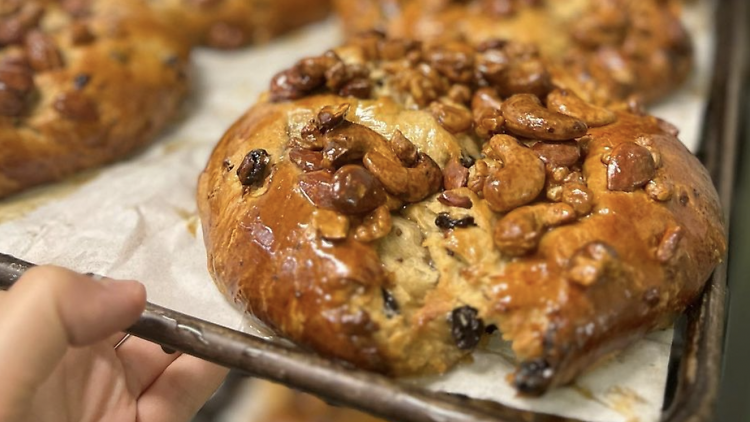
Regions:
[[0, 266, 230, 422]]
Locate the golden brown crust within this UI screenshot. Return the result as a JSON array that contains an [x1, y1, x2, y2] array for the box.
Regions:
[[0, 0, 189, 198], [198, 37, 725, 394], [333, 0, 693, 105]]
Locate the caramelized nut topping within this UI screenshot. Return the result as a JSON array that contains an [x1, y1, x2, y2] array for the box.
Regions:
[[567, 241, 620, 287], [390, 130, 418, 166], [471, 87, 503, 112], [425, 42, 475, 84], [428, 101, 473, 134], [331, 165, 387, 215], [53, 91, 98, 121], [438, 190, 473, 209], [474, 107, 505, 139], [562, 182, 594, 216], [311, 208, 350, 240], [606, 142, 656, 192], [547, 89, 617, 127], [321, 123, 382, 168], [289, 148, 327, 172], [494, 203, 576, 256], [481, 135, 546, 213], [25, 30, 64, 71], [299, 170, 336, 209], [532, 141, 581, 167], [317, 103, 350, 133], [502, 94, 588, 141], [338, 77, 372, 99], [443, 158, 470, 190], [646, 177, 674, 202], [271, 51, 373, 102], [493, 59, 552, 98], [237, 149, 270, 187], [354, 205, 393, 242], [0, 62, 33, 93], [0, 3, 43, 46], [656, 226, 683, 263], [364, 151, 443, 203]]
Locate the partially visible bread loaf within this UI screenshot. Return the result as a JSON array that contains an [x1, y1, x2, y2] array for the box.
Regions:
[[0, 0, 332, 198], [334, 0, 693, 105], [0, 0, 189, 198], [199, 35, 725, 394], [245, 380, 385, 422], [99, 0, 332, 50]]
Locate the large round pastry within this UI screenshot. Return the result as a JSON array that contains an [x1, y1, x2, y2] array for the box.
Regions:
[[197, 35, 726, 394], [0, 0, 189, 198], [334, 0, 693, 105]]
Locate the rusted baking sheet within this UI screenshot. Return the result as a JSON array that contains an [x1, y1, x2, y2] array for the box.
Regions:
[[0, 0, 745, 420]]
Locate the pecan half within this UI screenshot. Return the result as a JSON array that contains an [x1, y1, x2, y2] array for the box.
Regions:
[[494, 202, 577, 256]]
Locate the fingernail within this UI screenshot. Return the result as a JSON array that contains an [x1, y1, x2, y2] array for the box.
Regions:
[[161, 346, 177, 354]]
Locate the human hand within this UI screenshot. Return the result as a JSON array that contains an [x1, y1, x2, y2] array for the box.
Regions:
[[0, 266, 229, 422]]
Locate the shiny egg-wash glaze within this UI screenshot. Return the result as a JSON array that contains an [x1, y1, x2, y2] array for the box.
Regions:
[[334, 0, 693, 105], [198, 36, 726, 394]]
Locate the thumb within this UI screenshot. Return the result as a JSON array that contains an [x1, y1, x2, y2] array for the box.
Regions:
[[0, 266, 146, 419]]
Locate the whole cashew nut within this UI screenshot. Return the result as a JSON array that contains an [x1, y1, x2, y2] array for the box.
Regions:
[[482, 135, 546, 213], [494, 202, 577, 256], [363, 150, 443, 203], [502, 94, 588, 141], [321, 122, 390, 167], [547, 89, 617, 127]]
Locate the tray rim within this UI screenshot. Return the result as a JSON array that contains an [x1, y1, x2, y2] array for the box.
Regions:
[[0, 0, 746, 420]]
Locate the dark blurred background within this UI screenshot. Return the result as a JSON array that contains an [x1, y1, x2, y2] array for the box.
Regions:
[[716, 22, 750, 421]]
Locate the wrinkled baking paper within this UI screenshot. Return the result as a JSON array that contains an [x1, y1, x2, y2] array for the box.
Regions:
[[0, 3, 714, 421]]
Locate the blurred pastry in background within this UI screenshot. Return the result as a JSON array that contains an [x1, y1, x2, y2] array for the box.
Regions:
[[239, 380, 386, 422], [0, 0, 332, 198], [334, 0, 693, 105]]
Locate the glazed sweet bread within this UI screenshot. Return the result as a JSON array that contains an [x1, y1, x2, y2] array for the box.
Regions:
[[0, 0, 331, 198], [198, 35, 726, 394], [334, 0, 693, 105], [0, 0, 189, 198]]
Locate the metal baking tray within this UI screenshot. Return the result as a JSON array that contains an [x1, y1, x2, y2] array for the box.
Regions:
[[1, 0, 746, 420]]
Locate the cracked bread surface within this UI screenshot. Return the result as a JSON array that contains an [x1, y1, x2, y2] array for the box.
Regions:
[[197, 36, 725, 394]]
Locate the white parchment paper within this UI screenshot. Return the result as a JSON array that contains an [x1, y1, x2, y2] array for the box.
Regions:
[[0, 3, 715, 421]]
